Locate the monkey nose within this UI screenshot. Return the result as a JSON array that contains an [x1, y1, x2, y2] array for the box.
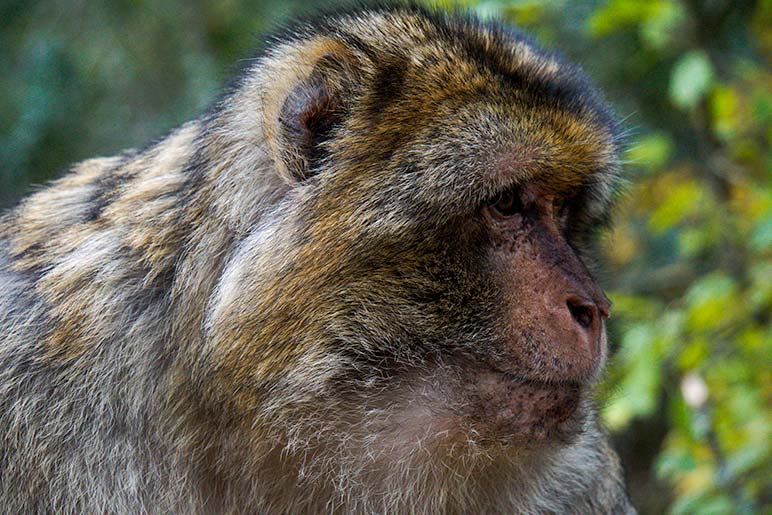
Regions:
[[565, 295, 597, 330], [564, 294, 603, 357]]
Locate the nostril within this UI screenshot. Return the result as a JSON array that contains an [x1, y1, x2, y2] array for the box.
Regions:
[[566, 297, 594, 330]]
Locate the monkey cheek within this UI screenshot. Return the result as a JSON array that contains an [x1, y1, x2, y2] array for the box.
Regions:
[[468, 373, 582, 443]]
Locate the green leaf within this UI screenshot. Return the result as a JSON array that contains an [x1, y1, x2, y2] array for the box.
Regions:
[[670, 51, 714, 110], [640, 0, 684, 50], [684, 273, 738, 331], [603, 322, 664, 429], [726, 445, 768, 478], [711, 86, 740, 141], [656, 443, 697, 478], [626, 133, 673, 171], [750, 215, 772, 252], [648, 177, 706, 233]]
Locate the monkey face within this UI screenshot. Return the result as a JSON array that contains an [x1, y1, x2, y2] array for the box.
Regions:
[[458, 180, 612, 442], [206, 10, 621, 450], [321, 164, 616, 444]]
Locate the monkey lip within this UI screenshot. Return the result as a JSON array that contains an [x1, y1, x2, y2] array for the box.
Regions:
[[470, 369, 583, 441]]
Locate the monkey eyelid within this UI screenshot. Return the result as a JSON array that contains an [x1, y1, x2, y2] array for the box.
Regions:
[[486, 186, 524, 219]]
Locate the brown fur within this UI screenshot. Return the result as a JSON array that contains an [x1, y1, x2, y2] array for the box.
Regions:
[[0, 6, 633, 513]]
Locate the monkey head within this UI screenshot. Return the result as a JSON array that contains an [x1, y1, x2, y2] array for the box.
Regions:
[[202, 9, 621, 457]]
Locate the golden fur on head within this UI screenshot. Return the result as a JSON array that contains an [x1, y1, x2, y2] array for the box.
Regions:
[[0, 5, 632, 513]]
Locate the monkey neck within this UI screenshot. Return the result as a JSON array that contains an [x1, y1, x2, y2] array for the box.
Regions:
[[189, 398, 624, 513], [177, 365, 626, 513]]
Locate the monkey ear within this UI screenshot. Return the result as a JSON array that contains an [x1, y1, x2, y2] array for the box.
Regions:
[[268, 48, 357, 182]]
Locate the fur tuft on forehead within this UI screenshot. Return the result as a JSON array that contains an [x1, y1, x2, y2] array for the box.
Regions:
[[262, 4, 620, 133], [251, 4, 621, 220]]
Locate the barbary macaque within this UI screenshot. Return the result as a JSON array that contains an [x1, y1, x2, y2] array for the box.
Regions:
[[0, 5, 634, 513]]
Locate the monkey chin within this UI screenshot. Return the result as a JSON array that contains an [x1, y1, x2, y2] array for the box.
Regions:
[[465, 370, 586, 445]]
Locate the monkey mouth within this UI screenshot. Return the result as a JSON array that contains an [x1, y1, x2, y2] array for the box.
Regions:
[[468, 369, 583, 442]]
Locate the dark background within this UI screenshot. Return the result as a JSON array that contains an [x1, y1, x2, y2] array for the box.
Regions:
[[1, 1, 769, 512]]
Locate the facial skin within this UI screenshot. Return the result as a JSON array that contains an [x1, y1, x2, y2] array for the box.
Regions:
[[467, 181, 612, 441]]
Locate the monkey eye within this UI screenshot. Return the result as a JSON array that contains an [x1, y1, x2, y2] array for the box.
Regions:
[[489, 189, 523, 217]]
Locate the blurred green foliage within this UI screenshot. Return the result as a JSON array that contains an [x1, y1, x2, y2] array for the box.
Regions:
[[1, 1, 769, 513]]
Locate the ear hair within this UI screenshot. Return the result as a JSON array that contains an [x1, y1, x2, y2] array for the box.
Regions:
[[262, 39, 359, 183]]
